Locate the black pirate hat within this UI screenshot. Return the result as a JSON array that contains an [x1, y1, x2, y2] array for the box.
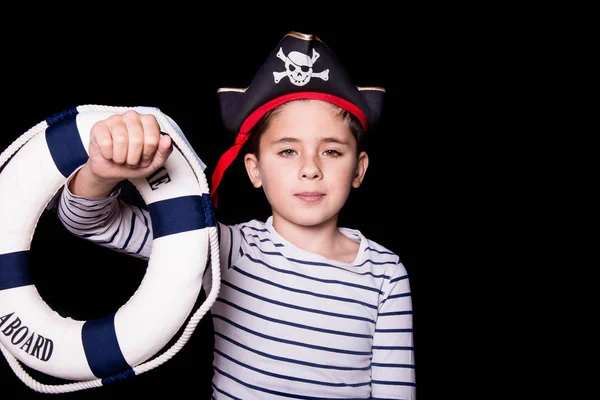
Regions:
[[211, 31, 385, 204]]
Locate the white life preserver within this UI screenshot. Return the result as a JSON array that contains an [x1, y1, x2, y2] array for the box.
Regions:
[[0, 105, 220, 393]]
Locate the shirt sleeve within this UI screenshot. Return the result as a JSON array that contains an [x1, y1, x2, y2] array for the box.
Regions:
[[370, 261, 416, 399], [55, 173, 153, 261]]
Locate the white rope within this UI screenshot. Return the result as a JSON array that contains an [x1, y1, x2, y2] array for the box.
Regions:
[[0, 105, 221, 394], [0, 120, 46, 167]]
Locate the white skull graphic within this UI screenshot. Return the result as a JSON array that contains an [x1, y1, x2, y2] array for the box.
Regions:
[[273, 47, 329, 86]]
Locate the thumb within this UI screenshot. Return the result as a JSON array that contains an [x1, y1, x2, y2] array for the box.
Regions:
[[153, 134, 173, 167]]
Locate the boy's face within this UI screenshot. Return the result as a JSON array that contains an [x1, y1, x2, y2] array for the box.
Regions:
[[244, 100, 368, 229]]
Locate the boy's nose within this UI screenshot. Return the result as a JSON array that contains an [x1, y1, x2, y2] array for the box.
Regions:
[[299, 156, 322, 180]]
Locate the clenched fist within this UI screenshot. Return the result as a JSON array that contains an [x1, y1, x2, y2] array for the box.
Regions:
[[69, 110, 174, 198]]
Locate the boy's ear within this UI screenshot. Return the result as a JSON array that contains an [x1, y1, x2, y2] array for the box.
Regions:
[[244, 153, 262, 188], [352, 151, 369, 188]]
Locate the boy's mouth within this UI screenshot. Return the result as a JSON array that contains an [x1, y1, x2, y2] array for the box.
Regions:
[[294, 192, 325, 203]]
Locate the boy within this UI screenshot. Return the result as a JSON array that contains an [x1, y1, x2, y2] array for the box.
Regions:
[[58, 31, 415, 399]]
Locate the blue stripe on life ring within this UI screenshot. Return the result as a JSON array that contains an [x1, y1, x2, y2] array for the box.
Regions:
[[149, 194, 215, 239], [45, 112, 89, 178], [46, 106, 78, 126], [82, 313, 130, 378], [0, 251, 31, 291]]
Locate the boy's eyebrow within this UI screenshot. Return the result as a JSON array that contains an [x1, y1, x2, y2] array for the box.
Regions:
[[320, 137, 351, 145], [270, 137, 299, 145], [270, 137, 351, 145]]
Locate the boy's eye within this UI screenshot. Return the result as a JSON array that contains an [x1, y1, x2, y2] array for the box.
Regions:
[[323, 150, 341, 156], [279, 149, 296, 156]]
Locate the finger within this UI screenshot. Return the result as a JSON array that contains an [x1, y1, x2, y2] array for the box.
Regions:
[[108, 120, 129, 165], [139, 115, 161, 168], [151, 134, 173, 168], [90, 122, 114, 161], [123, 116, 145, 168], [156, 135, 173, 160]]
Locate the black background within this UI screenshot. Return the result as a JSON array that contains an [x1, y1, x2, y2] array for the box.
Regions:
[[0, 13, 465, 399]]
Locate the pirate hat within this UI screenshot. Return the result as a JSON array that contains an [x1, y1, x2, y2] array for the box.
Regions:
[[211, 31, 385, 204]]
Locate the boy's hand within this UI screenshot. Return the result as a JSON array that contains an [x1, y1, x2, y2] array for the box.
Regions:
[[88, 110, 173, 181], [70, 110, 174, 198]]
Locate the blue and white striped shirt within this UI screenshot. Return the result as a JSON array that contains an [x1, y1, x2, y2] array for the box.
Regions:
[[57, 181, 416, 399]]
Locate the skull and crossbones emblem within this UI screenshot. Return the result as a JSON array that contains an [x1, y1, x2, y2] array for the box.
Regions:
[[273, 47, 329, 86]]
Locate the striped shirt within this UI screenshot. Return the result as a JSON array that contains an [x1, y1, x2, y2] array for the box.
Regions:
[[57, 181, 416, 399]]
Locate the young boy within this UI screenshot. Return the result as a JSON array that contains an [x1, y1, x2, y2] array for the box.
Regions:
[[57, 31, 416, 399]]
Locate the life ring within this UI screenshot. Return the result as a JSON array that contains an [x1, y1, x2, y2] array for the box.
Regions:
[[0, 105, 220, 393]]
